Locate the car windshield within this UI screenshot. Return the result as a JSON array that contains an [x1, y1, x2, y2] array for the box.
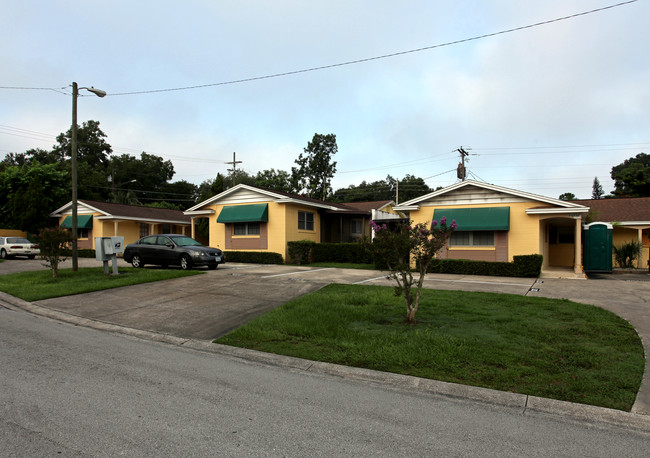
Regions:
[[7, 238, 30, 244], [170, 236, 202, 247]]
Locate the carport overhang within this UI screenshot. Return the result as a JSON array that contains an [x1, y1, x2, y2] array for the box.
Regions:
[[527, 207, 589, 275]]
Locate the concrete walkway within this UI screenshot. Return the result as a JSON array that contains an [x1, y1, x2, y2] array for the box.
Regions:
[[1, 258, 649, 423]]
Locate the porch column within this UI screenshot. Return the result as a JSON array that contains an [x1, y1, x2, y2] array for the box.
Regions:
[[113, 221, 119, 237], [638, 229, 643, 268], [191, 217, 196, 239], [574, 217, 582, 274]]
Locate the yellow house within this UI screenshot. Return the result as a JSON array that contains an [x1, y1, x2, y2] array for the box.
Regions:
[[50, 200, 191, 250], [185, 184, 403, 260], [394, 180, 590, 275]]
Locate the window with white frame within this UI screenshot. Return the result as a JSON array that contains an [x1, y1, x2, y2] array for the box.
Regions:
[[449, 231, 495, 247], [298, 211, 314, 231], [233, 222, 261, 235]]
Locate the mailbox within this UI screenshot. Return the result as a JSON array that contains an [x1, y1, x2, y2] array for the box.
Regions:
[[95, 237, 124, 274]]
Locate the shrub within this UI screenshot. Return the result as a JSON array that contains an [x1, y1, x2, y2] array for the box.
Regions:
[[312, 241, 374, 264], [33, 227, 75, 278], [613, 241, 642, 268], [287, 240, 316, 265], [428, 254, 542, 278], [223, 251, 283, 264]]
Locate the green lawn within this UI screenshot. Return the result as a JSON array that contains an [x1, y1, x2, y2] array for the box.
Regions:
[[216, 284, 644, 411], [0, 267, 202, 301]]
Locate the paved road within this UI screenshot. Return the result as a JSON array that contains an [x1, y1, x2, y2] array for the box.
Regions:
[[1, 308, 648, 456]]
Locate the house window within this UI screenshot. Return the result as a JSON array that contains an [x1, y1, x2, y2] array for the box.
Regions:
[[298, 211, 314, 231], [77, 228, 89, 239], [350, 219, 363, 235], [139, 223, 150, 238], [450, 231, 495, 247], [233, 222, 261, 236]]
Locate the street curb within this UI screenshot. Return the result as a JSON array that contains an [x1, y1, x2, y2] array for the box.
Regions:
[[2, 291, 649, 433]]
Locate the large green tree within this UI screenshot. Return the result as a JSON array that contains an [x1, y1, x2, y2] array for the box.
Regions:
[[51, 120, 113, 201], [611, 153, 650, 197], [332, 174, 431, 203], [292, 133, 338, 200], [0, 162, 69, 234], [255, 168, 293, 193], [108, 152, 175, 204]]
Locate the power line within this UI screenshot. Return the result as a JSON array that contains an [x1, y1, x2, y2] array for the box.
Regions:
[[99, 1, 641, 96]]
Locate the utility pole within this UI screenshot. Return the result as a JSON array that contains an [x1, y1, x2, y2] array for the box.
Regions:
[[395, 179, 399, 204], [226, 152, 242, 186], [457, 147, 470, 181]]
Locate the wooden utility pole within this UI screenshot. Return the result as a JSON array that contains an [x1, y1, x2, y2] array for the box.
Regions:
[[457, 147, 470, 181], [226, 152, 243, 186]]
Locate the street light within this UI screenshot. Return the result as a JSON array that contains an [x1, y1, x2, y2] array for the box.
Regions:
[[71, 82, 106, 271]]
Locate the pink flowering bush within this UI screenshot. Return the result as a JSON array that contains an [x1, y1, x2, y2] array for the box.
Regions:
[[371, 218, 457, 323]]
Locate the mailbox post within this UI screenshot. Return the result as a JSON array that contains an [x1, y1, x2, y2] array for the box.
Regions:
[[95, 236, 124, 275]]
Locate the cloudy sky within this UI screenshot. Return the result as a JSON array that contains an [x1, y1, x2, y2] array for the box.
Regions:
[[2, 0, 648, 200]]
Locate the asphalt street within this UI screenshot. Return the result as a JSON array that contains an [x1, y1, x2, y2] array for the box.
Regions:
[[2, 308, 649, 456]]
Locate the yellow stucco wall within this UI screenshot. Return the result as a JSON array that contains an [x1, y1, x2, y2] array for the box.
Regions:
[[613, 227, 649, 268], [409, 202, 542, 262], [208, 201, 321, 260], [0, 229, 28, 238]]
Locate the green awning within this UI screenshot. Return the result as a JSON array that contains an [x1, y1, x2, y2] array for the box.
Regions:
[[60, 215, 93, 229], [433, 207, 509, 231], [217, 204, 268, 223]]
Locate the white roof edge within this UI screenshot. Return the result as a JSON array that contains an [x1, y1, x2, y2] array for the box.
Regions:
[[525, 207, 590, 215], [94, 215, 190, 225], [614, 221, 650, 226], [393, 205, 420, 211], [398, 180, 589, 209], [183, 210, 215, 216], [187, 184, 342, 211], [49, 200, 111, 217]]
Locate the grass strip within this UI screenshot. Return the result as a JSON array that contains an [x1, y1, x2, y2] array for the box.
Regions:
[[0, 267, 202, 301], [216, 283, 644, 411]]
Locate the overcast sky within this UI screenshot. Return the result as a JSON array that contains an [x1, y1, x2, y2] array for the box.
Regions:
[[2, 0, 648, 201]]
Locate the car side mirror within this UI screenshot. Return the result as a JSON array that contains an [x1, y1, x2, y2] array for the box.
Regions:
[[165, 243, 174, 248]]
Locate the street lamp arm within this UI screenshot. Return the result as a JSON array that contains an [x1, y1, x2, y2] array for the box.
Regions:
[[79, 86, 107, 97]]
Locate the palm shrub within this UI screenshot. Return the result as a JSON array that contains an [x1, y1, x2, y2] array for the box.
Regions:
[[613, 240, 642, 268]]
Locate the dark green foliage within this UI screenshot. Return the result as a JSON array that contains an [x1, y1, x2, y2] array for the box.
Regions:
[[610, 153, 650, 197], [428, 254, 543, 277], [287, 240, 316, 264], [291, 133, 338, 200], [0, 161, 70, 233], [613, 241, 642, 268], [224, 251, 283, 264], [311, 242, 374, 264]]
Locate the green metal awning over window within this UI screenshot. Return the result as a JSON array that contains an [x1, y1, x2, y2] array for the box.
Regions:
[[433, 207, 510, 231], [60, 215, 93, 229], [217, 204, 268, 223]]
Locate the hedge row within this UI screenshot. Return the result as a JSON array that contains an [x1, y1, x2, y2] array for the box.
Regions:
[[61, 249, 96, 258], [287, 240, 373, 265], [427, 254, 543, 278], [224, 251, 283, 264]]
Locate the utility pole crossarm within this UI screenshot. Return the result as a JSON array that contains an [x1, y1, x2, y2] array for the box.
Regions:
[[225, 152, 243, 186]]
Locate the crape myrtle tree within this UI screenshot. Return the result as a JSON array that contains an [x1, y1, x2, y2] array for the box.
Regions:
[[371, 217, 457, 324], [34, 226, 75, 278]]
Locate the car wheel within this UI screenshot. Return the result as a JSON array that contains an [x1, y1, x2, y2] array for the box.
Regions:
[[180, 254, 192, 270], [28, 255, 36, 259], [0, 249, 7, 259], [131, 254, 144, 268]]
